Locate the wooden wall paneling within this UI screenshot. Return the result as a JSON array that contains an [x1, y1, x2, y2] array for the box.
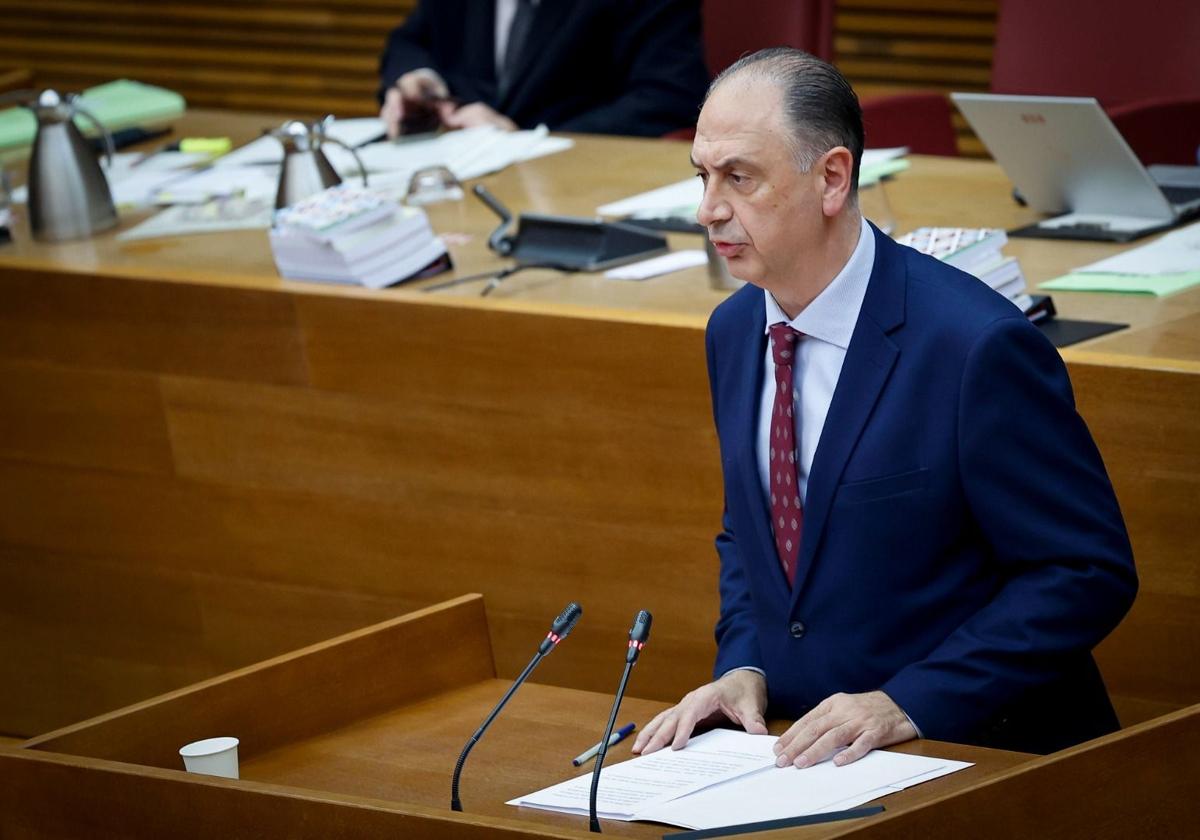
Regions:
[[0, 1, 418, 117], [835, 0, 999, 156], [0, 747, 577, 840], [0, 360, 174, 475], [1068, 362, 1200, 725], [23, 595, 494, 767], [0, 269, 309, 386]]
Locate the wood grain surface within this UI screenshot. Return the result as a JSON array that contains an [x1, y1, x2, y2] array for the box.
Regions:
[[0, 113, 1195, 740]]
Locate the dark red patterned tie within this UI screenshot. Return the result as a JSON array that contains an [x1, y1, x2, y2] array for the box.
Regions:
[[768, 324, 803, 586]]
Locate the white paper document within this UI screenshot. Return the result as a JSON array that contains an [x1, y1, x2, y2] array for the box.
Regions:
[[1073, 219, 1200, 274], [509, 729, 972, 830], [605, 249, 707, 280]]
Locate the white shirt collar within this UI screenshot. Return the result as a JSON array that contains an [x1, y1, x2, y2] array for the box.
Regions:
[[763, 216, 875, 350]]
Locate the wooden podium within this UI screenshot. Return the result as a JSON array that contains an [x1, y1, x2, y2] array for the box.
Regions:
[[1, 595, 1194, 838]]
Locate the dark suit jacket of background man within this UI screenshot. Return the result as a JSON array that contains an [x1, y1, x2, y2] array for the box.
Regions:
[[378, 0, 710, 137], [705, 225, 1138, 754]]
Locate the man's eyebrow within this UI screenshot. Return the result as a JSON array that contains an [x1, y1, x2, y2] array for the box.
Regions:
[[690, 155, 753, 171]]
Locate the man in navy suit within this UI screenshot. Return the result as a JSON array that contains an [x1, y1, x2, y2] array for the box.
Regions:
[[633, 48, 1137, 766], [378, 0, 708, 138]]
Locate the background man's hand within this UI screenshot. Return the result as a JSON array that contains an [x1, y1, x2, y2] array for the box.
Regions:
[[632, 669, 767, 755], [380, 68, 449, 139], [773, 691, 916, 769], [439, 102, 517, 131]]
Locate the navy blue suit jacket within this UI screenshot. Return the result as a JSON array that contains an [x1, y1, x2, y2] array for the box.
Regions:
[[378, 0, 709, 137], [705, 225, 1138, 754]]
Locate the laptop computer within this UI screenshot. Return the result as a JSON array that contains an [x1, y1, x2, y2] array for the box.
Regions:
[[951, 93, 1200, 241]]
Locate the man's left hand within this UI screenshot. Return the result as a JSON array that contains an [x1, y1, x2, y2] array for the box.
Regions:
[[773, 691, 917, 769], [439, 102, 517, 131]]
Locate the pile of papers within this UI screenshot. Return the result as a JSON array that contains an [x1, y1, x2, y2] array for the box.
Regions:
[[268, 185, 448, 289], [1041, 220, 1200, 297], [510, 729, 970, 831], [896, 227, 1038, 316]]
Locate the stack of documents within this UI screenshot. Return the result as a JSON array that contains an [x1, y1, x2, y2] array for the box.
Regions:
[[1040, 220, 1200, 296], [509, 729, 971, 831], [896, 227, 1034, 314], [268, 185, 448, 289]]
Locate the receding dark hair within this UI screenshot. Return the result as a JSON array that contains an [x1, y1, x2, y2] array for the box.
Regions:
[[707, 47, 864, 191]]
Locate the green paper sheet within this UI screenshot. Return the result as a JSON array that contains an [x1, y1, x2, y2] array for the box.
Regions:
[[859, 158, 910, 188], [0, 80, 186, 150], [1039, 271, 1200, 297]]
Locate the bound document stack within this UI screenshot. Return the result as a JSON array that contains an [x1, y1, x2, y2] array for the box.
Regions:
[[269, 185, 450, 289], [896, 227, 1049, 321]]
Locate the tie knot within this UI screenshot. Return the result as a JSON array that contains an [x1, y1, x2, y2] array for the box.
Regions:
[[769, 323, 801, 366]]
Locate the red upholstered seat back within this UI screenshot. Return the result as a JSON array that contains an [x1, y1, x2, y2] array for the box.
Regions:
[[990, 0, 1200, 108], [701, 0, 835, 76]]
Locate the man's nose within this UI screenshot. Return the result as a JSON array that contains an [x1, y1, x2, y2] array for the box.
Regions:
[[697, 186, 730, 227]]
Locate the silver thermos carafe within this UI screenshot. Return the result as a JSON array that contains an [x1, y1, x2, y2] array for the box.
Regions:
[[0, 88, 118, 241], [271, 116, 368, 209]]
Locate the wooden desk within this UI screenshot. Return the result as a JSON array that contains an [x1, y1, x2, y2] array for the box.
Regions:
[[0, 110, 1196, 736], [1, 596, 1033, 839]]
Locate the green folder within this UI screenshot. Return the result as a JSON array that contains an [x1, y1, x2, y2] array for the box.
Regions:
[[1039, 271, 1200, 297], [0, 79, 186, 151]]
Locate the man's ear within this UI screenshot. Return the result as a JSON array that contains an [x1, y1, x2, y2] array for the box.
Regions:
[[818, 146, 855, 217]]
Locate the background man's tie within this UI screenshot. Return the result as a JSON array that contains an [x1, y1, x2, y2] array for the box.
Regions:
[[499, 0, 535, 100]]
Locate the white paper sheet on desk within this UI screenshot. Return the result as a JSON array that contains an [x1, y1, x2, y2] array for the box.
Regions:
[[11, 152, 207, 208], [117, 197, 274, 241], [213, 118, 386, 168], [1074, 219, 1200, 274], [605, 249, 707, 280], [153, 166, 279, 205], [214, 124, 572, 186], [636, 750, 972, 830], [509, 729, 777, 819]]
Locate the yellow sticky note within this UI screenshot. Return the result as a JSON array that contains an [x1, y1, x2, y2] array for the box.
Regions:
[[178, 137, 233, 156]]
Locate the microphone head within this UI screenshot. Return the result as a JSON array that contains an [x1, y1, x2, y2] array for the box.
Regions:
[[552, 602, 583, 639], [626, 610, 652, 663], [539, 602, 582, 654], [629, 610, 652, 644]]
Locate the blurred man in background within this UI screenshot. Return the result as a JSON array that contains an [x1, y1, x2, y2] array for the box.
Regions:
[[379, 0, 709, 138]]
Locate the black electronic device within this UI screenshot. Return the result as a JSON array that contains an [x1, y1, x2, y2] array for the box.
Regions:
[[589, 610, 653, 833], [474, 185, 668, 271], [450, 601, 582, 812]]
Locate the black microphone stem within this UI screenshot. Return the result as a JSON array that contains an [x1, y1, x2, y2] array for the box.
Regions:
[[588, 660, 634, 833], [450, 651, 543, 812]]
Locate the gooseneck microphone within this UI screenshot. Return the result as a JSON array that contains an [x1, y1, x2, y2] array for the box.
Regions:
[[589, 609, 652, 833], [451, 601, 582, 812]]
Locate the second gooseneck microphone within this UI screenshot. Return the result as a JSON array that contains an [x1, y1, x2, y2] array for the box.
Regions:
[[451, 601, 582, 812], [589, 609, 652, 833]]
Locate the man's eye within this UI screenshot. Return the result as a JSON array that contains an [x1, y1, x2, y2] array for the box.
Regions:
[[696, 172, 709, 185], [730, 173, 746, 185]]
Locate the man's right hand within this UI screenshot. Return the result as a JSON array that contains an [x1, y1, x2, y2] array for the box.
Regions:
[[632, 669, 768, 755], [380, 68, 449, 139]]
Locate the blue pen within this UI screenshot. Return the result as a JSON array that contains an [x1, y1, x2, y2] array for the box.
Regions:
[[572, 723, 637, 766]]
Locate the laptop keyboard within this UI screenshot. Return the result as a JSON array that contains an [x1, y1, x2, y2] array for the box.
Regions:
[[1161, 185, 1200, 206]]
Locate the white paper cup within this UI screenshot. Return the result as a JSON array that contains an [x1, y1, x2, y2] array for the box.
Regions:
[[179, 736, 240, 779]]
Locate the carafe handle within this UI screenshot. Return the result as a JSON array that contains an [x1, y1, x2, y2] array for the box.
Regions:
[[66, 96, 115, 167], [320, 136, 369, 188]]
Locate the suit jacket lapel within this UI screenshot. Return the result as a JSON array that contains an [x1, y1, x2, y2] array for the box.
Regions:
[[792, 227, 907, 602], [727, 296, 786, 591]]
